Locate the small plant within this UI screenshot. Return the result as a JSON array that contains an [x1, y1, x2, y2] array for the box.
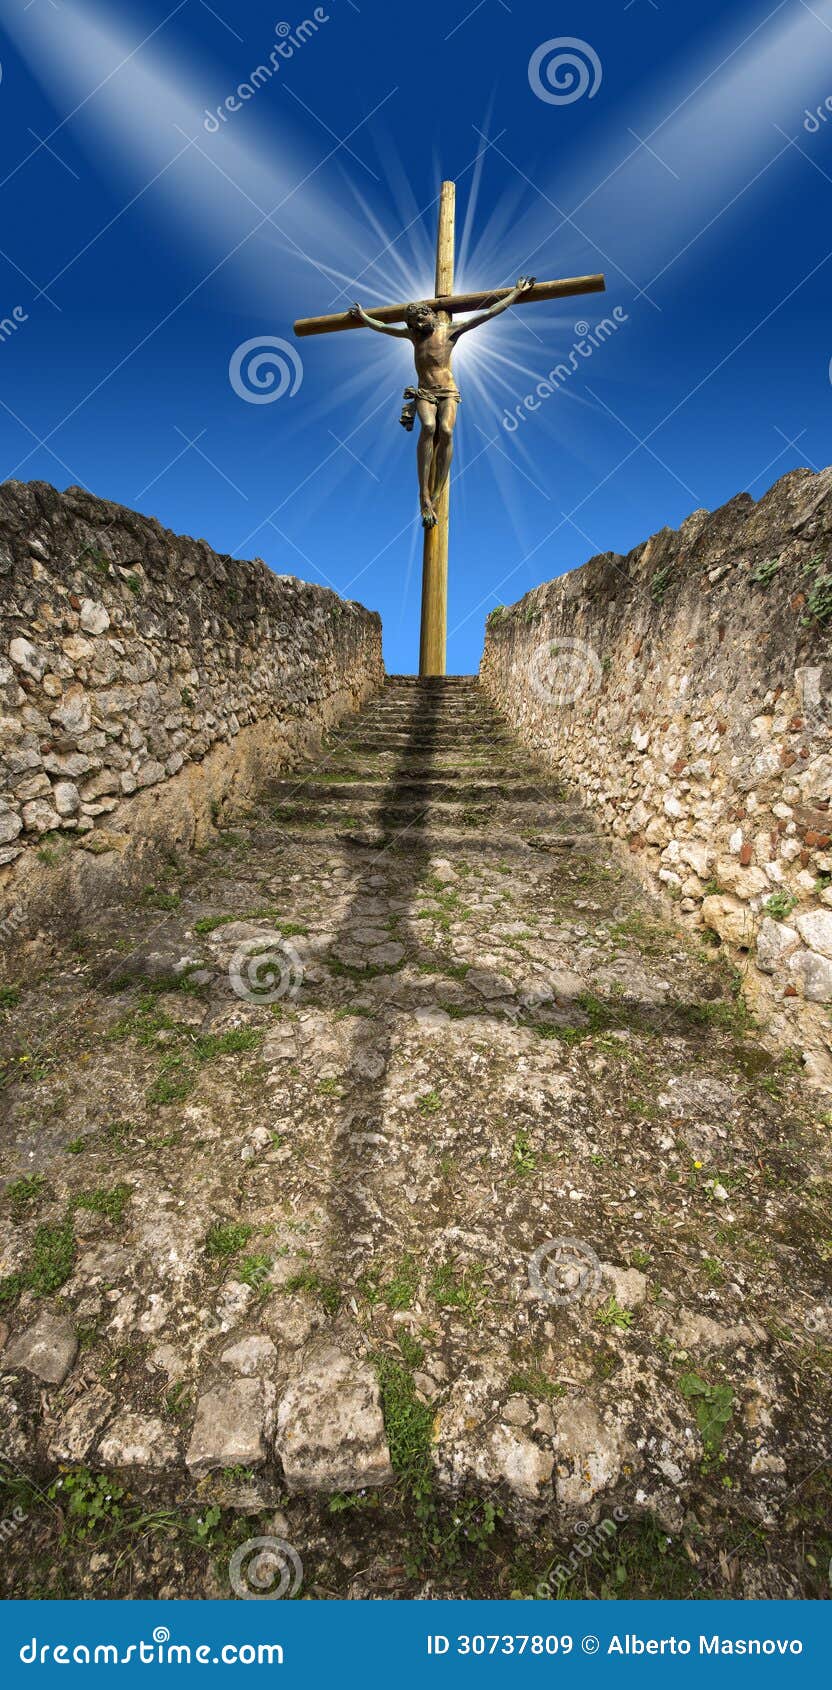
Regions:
[[49, 1470, 124, 1537], [238, 1253, 272, 1291], [429, 1259, 484, 1317], [512, 1130, 536, 1176], [283, 1269, 341, 1316], [650, 563, 673, 605], [140, 885, 181, 911], [750, 555, 782, 586], [6, 1173, 46, 1215], [147, 1063, 194, 1106], [187, 1504, 222, 1544], [316, 1077, 342, 1098], [164, 1382, 191, 1419], [417, 1089, 442, 1116], [194, 1028, 262, 1061], [28, 1218, 76, 1295], [764, 890, 798, 921], [679, 1372, 734, 1465], [193, 913, 236, 934], [205, 1220, 254, 1261], [397, 1330, 425, 1369], [506, 1366, 565, 1402], [802, 568, 832, 626], [596, 1295, 634, 1331], [384, 1255, 419, 1311], [0, 986, 20, 1010], [72, 1184, 132, 1226]]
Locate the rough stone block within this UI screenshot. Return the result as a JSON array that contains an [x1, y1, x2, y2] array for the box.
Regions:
[[275, 1346, 392, 1494]]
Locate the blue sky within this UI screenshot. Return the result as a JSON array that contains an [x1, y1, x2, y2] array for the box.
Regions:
[[1, 0, 831, 673]]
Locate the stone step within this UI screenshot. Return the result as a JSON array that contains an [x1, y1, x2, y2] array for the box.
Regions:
[[268, 778, 564, 803], [259, 822, 598, 852], [327, 731, 516, 752]]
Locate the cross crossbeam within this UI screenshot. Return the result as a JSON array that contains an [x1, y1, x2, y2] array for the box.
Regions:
[[293, 181, 606, 674], [293, 273, 606, 337]]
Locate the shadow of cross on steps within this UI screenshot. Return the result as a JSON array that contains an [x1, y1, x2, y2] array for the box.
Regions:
[[270, 674, 506, 1291]]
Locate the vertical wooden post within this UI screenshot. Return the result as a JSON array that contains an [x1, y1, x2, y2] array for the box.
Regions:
[[419, 179, 455, 677]]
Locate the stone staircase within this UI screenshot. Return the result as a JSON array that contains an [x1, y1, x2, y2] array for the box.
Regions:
[[0, 675, 829, 1599]]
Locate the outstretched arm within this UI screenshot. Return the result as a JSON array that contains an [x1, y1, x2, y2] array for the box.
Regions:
[[449, 276, 536, 341], [350, 302, 410, 339]]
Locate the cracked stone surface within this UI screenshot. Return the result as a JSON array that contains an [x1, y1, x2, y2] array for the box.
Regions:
[[275, 1345, 393, 1494], [4, 1312, 77, 1386], [1, 676, 831, 1598]]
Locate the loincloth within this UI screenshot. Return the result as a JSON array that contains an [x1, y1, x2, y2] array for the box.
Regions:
[[399, 384, 461, 431]]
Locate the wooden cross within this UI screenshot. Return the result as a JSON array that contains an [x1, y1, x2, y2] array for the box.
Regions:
[[294, 181, 605, 676]]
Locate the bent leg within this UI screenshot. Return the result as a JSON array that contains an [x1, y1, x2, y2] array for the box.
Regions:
[[416, 399, 438, 527], [431, 398, 458, 500]]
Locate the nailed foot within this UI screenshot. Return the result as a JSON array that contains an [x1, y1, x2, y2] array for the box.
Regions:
[[421, 499, 437, 529]]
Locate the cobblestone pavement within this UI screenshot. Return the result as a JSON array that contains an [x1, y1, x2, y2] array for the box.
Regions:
[[1, 678, 830, 1598]]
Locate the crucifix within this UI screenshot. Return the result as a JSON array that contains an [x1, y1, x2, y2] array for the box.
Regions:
[[294, 181, 605, 676]]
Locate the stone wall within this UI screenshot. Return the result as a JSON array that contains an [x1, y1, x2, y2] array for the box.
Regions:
[[480, 466, 832, 1084], [0, 480, 383, 952]]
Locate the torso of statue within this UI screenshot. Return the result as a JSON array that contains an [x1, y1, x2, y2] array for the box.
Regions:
[[409, 316, 456, 390]]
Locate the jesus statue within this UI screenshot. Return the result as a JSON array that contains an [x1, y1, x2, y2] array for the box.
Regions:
[[350, 276, 537, 528]]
